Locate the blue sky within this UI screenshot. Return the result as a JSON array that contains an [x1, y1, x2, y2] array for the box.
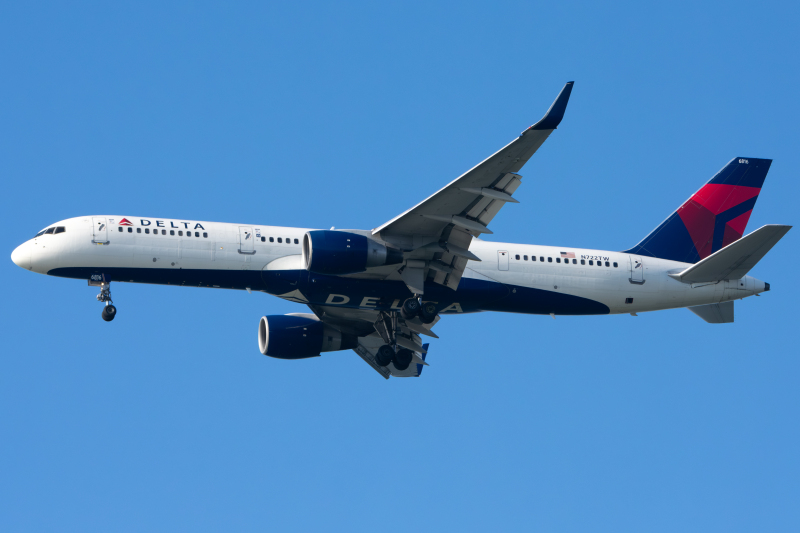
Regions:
[[1, 2, 798, 531]]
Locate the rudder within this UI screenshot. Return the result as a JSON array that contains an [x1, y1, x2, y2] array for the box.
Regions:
[[624, 157, 772, 263]]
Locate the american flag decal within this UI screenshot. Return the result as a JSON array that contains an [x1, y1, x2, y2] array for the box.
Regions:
[[560, 251, 575, 259]]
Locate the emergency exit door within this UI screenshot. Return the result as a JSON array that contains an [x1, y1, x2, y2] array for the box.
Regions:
[[238, 226, 255, 254], [92, 217, 109, 244], [498, 250, 509, 271], [629, 255, 644, 284]]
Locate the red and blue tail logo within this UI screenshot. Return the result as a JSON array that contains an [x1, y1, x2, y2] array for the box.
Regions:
[[624, 157, 771, 263]]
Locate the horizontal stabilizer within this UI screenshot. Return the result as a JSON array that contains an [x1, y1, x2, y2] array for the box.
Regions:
[[671, 225, 791, 284], [689, 301, 734, 323]]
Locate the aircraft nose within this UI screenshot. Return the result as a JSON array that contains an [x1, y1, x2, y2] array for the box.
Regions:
[[11, 242, 31, 270]]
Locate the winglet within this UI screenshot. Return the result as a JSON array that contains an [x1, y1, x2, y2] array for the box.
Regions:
[[530, 81, 574, 131]]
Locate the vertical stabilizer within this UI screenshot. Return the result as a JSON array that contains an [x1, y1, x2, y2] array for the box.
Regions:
[[625, 158, 771, 263]]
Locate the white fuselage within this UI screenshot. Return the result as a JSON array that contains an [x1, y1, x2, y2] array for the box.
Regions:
[[11, 215, 768, 316]]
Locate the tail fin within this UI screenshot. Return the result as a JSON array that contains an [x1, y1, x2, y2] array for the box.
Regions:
[[624, 157, 772, 263]]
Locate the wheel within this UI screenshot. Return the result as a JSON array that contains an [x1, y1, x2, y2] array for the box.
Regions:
[[393, 348, 413, 371], [400, 298, 420, 320], [375, 345, 394, 367], [419, 301, 437, 324], [101, 305, 116, 322]]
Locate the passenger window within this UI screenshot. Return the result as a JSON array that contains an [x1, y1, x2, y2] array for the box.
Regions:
[[556, 258, 561, 263], [277, 238, 282, 243], [128, 227, 132, 233], [170, 230, 175, 236], [178, 231, 183, 236], [605, 261, 610, 267], [523, 255, 528, 261], [613, 262, 618, 268], [539, 257, 544, 262], [269, 237, 274, 242], [515, 254, 520, 260], [261, 236, 265, 242], [137, 228, 141, 233], [118, 227, 123, 233], [187, 231, 191, 237], [203, 232, 208, 238], [597, 261, 602, 266], [294, 239, 299, 244], [44, 227, 55, 234], [547, 257, 552, 263], [589, 260, 593, 265], [286, 237, 290, 243], [581, 259, 585, 265], [146, 228, 151, 234], [195, 232, 199, 237]]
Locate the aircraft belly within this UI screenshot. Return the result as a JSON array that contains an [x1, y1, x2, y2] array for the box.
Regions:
[[47, 266, 268, 291]]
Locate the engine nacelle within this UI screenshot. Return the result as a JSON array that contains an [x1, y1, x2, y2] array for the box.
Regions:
[[258, 314, 358, 359], [302, 230, 402, 275]]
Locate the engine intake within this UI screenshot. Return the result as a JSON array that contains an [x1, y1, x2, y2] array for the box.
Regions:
[[302, 230, 402, 275], [258, 315, 357, 359]]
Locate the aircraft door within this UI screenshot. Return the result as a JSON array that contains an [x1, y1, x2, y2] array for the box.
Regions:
[[92, 217, 109, 244], [498, 250, 509, 271], [629, 255, 644, 284], [238, 226, 256, 254]]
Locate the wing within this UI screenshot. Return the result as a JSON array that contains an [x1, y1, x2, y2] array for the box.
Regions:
[[373, 82, 574, 294]]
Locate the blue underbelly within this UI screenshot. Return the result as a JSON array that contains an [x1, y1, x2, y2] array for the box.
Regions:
[[48, 266, 609, 315]]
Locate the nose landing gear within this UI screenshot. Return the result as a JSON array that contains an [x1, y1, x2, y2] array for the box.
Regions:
[[92, 276, 117, 322]]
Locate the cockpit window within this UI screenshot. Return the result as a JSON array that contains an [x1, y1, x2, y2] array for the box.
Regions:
[[44, 227, 55, 234], [35, 229, 48, 237], [54, 227, 66, 234]]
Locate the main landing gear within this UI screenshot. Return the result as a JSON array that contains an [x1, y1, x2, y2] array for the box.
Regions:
[[95, 280, 117, 322], [401, 297, 437, 324], [375, 297, 436, 371], [375, 344, 414, 371]]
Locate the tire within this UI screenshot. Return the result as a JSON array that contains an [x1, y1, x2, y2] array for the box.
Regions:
[[375, 345, 394, 367], [419, 301, 437, 324], [400, 298, 420, 320], [393, 348, 413, 371], [101, 305, 116, 322]]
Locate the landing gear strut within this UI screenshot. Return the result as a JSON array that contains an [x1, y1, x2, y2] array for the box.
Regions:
[[95, 280, 117, 322]]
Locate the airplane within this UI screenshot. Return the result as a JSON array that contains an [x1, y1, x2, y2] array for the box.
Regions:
[[10, 82, 791, 379]]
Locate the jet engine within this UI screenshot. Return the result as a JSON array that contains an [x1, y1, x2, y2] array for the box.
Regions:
[[258, 314, 358, 359], [302, 230, 402, 275]]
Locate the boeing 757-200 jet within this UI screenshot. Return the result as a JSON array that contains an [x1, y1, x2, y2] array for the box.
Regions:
[[10, 82, 791, 378]]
